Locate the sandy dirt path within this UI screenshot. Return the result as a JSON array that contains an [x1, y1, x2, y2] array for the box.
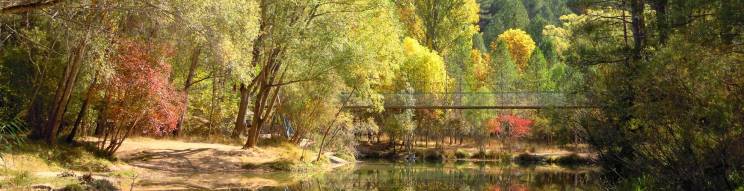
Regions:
[[111, 138, 290, 190]]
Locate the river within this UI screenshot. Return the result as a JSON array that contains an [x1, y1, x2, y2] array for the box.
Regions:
[[260, 161, 602, 191]]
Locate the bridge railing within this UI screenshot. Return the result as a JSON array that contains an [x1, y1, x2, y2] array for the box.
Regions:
[[341, 92, 594, 109]]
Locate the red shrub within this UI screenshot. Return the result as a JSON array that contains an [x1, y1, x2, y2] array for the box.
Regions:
[[104, 39, 184, 136], [487, 114, 533, 138]]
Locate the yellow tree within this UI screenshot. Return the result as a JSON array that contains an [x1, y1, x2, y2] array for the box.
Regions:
[[401, 37, 448, 93], [399, 37, 449, 148], [494, 29, 535, 72], [469, 49, 490, 89]]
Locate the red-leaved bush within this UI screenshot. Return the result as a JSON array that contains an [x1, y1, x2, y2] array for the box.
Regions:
[[487, 114, 533, 138], [104, 39, 184, 136]]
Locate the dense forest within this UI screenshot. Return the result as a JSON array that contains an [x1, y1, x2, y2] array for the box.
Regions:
[[1, 0, 743, 190]]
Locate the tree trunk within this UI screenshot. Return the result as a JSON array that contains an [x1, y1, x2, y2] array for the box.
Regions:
[[629, 0, 646, 60], [233, 84, 250, 137], [173, 45, 202, 136], [245, 81, 282, 148], [93, 92, 110, 137], [66, 73, 98, 143], [245, 45, 286, 148], [651, 0, 668, 44], [41, 34, 90, 145]]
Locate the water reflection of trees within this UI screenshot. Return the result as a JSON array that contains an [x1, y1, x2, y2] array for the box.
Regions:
[[273, 163, 600, 191]]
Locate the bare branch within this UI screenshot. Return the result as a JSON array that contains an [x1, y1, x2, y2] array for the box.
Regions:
[[2, 0, 63, 14]]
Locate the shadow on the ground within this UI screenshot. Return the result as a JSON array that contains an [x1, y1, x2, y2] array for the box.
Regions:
[[123, 148, 246, 173]]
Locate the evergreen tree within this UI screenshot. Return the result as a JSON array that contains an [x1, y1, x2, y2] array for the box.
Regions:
[[489, 40, 519, 92], [480, 0, 530, 48], [524, 49, 552, 91]]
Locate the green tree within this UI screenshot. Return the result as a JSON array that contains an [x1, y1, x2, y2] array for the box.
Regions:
[[489, 40, 519, 91], [398, 0, 479, 56], [480, 0, 529, 48], [555, 0, 744, 189], [524, 49, 553, 91]]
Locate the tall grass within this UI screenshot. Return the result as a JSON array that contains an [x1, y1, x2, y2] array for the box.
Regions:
[[0, 117, 27, 163]]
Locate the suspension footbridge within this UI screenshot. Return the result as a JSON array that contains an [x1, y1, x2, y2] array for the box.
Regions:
[[341, 92, 598, 110]]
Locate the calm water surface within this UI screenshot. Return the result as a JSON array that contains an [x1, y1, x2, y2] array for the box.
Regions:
[[260, 161, 602, 191]]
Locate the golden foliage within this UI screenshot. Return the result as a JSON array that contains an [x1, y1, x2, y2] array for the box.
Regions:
[[461, 0, 480, 24], [470, 49, 490, 85], [398, 6, 426, 42], [401, 37, 448, 93], [495, 29, 536, 72]]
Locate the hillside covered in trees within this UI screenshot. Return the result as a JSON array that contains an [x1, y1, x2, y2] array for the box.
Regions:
[[1, 0, 743, 190]]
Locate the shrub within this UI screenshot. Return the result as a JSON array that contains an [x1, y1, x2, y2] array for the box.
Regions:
[[334, 150, 356, 162], [554, 153, 593, 165], [455, 149, 471, 159], [62, 184, 85, 191], [266, 160, 295, 171], [515, 153, 544, 165], [471, 150, 495, 159], [242, 159, 298, 171], [87, 179, 117, 191]]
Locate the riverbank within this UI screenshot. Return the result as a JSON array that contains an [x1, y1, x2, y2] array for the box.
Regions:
[[0, 137, 348, 190], [356, 141, 596, 166]]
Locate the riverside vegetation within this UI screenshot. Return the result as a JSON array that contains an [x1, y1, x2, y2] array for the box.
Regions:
[[1, 0, 743, 190]]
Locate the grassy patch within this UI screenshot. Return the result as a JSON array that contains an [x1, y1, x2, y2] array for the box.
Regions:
[[333, 150, 357, 162], [1, 141, 116, 173], [242, 159, 297, 171], [0, 170, 34, 187], [0, 169, 79, 190], [241, 142, 331, 172]]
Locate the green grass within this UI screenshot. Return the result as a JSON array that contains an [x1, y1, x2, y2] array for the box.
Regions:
[[241, 141, 333, 172], [333, 149, 357, 162], [1, 141, 117, 173], [0, 169, 79, 189], [0, 141, 116, 190], [0, 170, 34, 187]]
